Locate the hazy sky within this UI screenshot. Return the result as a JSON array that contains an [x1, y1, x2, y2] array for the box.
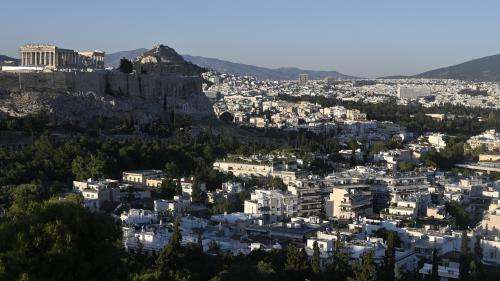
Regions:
[[1, 0, 499, 77]]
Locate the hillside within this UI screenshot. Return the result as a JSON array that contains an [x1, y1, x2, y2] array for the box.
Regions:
[[414, 54, 500, 82], [0, 55, 19, 66]]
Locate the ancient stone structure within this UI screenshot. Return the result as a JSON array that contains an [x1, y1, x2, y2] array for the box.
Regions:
[[19, 44, 105, 70], [0, 44, 212, 126]]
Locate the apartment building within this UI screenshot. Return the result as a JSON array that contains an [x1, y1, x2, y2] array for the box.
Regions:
[[325, 185, 373, 219], [244, 189, 298, 218]]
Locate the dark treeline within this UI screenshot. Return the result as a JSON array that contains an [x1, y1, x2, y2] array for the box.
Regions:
[[0, 131, 245, 189], [279, 94, 499, 137]]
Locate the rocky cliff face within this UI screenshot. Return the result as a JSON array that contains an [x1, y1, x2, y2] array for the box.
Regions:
[[0, 71, 213, 125], [134, 44, 206, 76]]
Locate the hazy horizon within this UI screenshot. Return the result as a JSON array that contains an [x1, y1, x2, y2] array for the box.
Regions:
[[1, 0, 499, 78]]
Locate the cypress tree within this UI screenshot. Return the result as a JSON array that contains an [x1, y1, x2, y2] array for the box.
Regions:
[[430, 248, 439, 281], [158, 217, 182, 279], [312, 241, 321, 275], [472, 235, 484, 280], [349, 250, 377, 281], [459, 231, 470, 281], [384, 232, 396, 281]]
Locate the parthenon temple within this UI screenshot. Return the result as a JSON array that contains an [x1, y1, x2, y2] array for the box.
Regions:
[[19, 44, 105, 70]]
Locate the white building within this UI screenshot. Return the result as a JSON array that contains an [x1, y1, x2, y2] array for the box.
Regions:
[[427, 133, 447, 151], [385, 192, 430, 219], [244, 189, 298, 217], [325, 185, 373, 219], [397, 85, 432, 99], [120, 209, 158, 225]]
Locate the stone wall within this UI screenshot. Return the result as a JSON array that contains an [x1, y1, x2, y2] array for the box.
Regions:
[[0, 71, 213, 125]]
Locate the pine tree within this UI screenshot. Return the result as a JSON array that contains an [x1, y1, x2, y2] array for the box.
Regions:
[[348, 251, 377, 281], [158, 217, 183, 279], [459, 231, 470, 281], [285, 245, 310, 281], [312, 241, 321, 275]]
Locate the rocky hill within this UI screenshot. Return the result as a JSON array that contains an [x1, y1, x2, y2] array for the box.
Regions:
[[135, 45, 206, 76], [0, 45, 213, 126]]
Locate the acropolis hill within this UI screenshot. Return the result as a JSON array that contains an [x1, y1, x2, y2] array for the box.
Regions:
[[0, 44, 213, 125]]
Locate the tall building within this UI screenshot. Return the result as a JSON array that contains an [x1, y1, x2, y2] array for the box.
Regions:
[[325, 185, 373, 219], [299, 73, 309, 85], [397, 85, 432, 99]]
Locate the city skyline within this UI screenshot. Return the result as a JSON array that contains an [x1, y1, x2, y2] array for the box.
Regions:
[[1, 0, 500, 77]]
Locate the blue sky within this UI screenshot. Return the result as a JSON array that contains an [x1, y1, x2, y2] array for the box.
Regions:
[[1, 0, 499, 77]]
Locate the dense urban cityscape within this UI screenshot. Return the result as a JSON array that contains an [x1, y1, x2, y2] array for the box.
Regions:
[[1, 1, 500, 281]]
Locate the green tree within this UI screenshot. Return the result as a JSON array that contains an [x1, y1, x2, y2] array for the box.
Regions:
[[0, 199, 125, 280], [312, 241, 321, 275], [348, 251, 377, 281], [471, 235, 484, 281], [444, 201, 471, 230], [164, 162, 180, 178], [158, 218, 183, 279], [383, 232, 396, 281], [429, 248, 439, 281], [459, 231, 470, 281], [285, 245, 310, 281], [118, 58, 134, 74]]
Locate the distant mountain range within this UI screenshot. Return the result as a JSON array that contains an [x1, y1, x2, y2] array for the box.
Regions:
[[381, 54, 500, 82], [4, 49, 500, 82], [104, 48, 148, 68], [181, 55, 359, 80], [104, 49, 358, 80], [0, 55, 19, 66]]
